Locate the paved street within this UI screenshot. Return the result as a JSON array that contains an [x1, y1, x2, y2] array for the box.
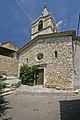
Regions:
[[1, 92, 80, 120]]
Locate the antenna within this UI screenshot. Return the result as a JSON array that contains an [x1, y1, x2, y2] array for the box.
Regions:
[[77, 13, 80, 36]]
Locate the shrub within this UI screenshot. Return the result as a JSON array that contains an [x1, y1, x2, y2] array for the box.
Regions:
[[0, 73, 3, 79], [0, 72, 6, 90], [0, 80, 6, 90], [0, 71, 6, 75], [19, 64, 38, 85]]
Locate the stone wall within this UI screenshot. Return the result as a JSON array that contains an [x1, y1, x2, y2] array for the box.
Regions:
[[19, 35, 74, 90], [74, 40, 80, 89], [0, 55, 19, 76], [31, 14, 57, 39], [32, 27, 53, 40]]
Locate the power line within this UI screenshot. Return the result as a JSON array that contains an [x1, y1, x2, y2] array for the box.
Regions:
[[15, 0, 33, 22], [77, 13, 80, 36]]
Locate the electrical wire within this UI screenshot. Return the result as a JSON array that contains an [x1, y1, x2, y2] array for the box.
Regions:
[[77, 13, 80, 36], [15, 0, 33, 22]]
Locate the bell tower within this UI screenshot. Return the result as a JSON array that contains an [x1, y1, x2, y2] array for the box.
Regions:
[[31, 4, 57, 39]]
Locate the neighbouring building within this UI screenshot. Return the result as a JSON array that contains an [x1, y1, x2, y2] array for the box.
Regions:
[[0, 41, 19, 76], [2, 5, 79, 90], [0, 41, 19, 57]]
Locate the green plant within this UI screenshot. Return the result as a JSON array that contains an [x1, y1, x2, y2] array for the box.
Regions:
[[0, 73, 3, 79], [0, 71, 6, 75], [0, 80, 6, 90], [10, 73, 18, 77], [19, 64, 38, 86], [0, 72, 6, 90]]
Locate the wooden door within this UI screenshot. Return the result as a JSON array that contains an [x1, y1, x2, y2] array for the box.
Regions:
[[36, 69, 44, 85]]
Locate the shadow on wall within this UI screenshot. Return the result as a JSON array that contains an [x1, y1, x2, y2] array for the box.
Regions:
[[59, 99, 80, 120], [0, 96, 12, 120]]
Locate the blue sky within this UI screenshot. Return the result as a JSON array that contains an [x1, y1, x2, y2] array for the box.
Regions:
[[0, 0, 80, 48]]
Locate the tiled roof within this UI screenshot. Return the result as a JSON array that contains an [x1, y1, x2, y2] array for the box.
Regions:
[[0, 41, 19, 51]]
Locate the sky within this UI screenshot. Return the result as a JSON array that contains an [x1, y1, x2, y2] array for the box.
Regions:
[[0, 0, 80, 48]]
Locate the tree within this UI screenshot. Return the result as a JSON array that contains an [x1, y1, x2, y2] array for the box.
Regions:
[[0, 73, 6, 90], [19, 64, 38, 85]]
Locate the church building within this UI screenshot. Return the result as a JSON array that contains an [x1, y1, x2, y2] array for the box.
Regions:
[[17, 5, 80, 90]]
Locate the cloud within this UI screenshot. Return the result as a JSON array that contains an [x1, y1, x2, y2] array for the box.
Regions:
[[56, 20, 63, 27], [56, 20, 63, 31]]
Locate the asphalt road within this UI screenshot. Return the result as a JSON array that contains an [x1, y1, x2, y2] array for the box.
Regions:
[[1, 93, 80, 120]]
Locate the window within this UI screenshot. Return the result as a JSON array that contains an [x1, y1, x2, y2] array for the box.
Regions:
[[16, 54, 19, 59], [37, 53, 44, 61], [10, 53, 13, 58], [26, 58, 28, 64], [55, 51, 57, 58], [38, 20, 43, 31]]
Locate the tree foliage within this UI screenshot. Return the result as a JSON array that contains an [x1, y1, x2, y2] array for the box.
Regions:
[[0, 72, 6, 90], [19, 64, 38, 85], [0, 73, 3, 79]]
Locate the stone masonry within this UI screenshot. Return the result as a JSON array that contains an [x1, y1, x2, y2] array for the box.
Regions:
[[18, 33, 75, 90], [17, 5, 80, 90], [0, 55, 19, 76], [73, 38, 80, 89]]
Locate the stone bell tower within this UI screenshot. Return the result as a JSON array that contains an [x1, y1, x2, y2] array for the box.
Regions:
[[31, 4, 57, 39]]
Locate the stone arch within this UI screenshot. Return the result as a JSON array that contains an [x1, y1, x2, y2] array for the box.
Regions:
[[38, 20, 43, 31]]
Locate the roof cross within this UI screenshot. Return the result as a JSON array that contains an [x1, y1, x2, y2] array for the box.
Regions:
[[42, 0, 47, 8]]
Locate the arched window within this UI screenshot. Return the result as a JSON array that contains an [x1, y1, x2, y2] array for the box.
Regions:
[[55, 51, 57, 58], [38, 20, 43, 31]]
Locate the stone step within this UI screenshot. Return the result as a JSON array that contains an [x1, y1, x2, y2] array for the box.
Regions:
[[3, 78, 21, 88], [16, 91, 74, 96], [7, 76, 18, 80], [1, 88, 16, 93], [6, 84, 11, 88], [1, 91, 15, 96], [0, 88, 16, 96]]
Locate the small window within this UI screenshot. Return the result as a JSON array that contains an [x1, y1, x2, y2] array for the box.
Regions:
[[10, 53, 13, 58], [16, 54, 19, 59], [26, 58, 28, 64], [38, 20, 43, 31], [55, 51, 57, 58]]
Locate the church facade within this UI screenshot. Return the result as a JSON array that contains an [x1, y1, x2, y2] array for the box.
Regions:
[[17, 5, 80, 90]]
